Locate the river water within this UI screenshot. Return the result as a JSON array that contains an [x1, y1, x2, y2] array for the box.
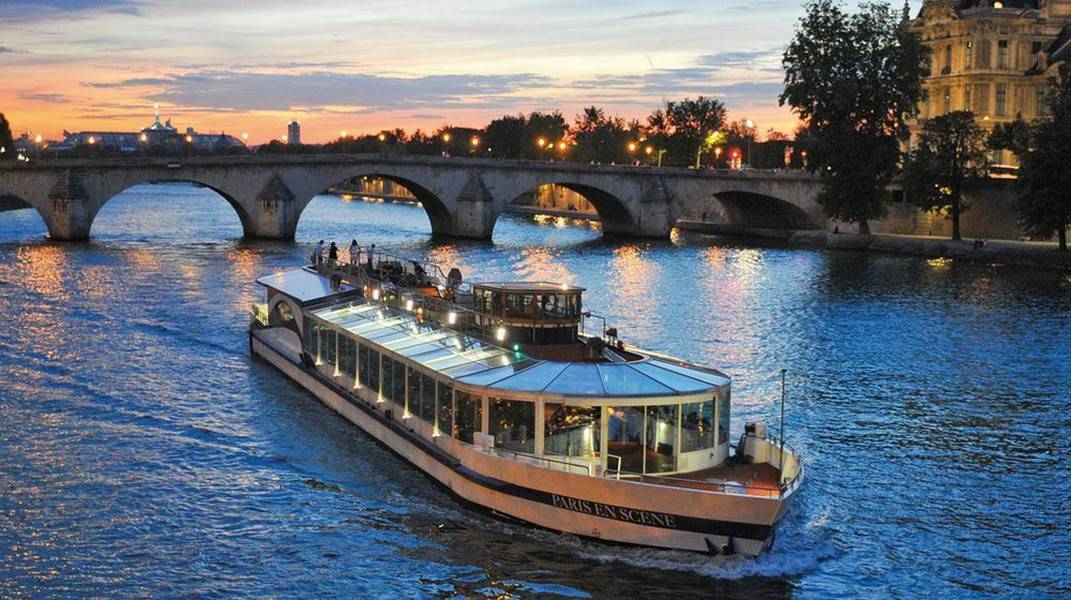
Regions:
[[0, 184, 1068, 599]]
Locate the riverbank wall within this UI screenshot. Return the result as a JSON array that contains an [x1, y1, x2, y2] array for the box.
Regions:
[[677, 220, 1070, 271]]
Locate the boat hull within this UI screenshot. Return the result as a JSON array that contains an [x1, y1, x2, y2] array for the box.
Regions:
[[250, 328, 792, 557]]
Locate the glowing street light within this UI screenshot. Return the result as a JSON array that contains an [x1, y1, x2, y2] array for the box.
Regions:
[[442, 132, 451, 142], [340, 130, 348, 138], [34, 134, 43, 144], [242, 132, 249, 143], [627, 142, 637, 153], [378, 133, 386, 142], [470, 135, 480, 148], [557, 141, 566, 151], [536, 137, 546, 148], [139, 133, 148, 143], [185, 134, 193, 143], [87, 136, 96, 145]]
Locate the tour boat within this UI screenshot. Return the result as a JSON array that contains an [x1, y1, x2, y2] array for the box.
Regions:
[[248, 248, 803, 557]]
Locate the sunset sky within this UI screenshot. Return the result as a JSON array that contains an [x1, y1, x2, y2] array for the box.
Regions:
[[0, 0, 910, 144]]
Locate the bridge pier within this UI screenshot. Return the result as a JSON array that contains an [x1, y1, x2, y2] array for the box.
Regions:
[[246, 174, 299, 240], [435, 173, 496, 240], [43, 171, 94, 241]]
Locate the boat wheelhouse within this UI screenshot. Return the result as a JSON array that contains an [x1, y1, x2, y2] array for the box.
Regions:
[[249, 250, 802, 557]]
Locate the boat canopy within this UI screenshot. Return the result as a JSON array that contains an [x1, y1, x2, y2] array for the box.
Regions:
[[308, 299, 729, 402], [257, 268, 358, 306]]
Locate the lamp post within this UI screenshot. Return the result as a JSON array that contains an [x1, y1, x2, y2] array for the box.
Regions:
[[745, 119, 755, 167], [441, 132, 451, 157], [627, 141, 637, 165]]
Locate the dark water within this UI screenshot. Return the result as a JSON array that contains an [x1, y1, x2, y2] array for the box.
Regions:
[[1, 184, 1069, 599]]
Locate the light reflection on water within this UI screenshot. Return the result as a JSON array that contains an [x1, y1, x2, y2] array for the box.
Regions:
[[0, 184, 1069, 599]]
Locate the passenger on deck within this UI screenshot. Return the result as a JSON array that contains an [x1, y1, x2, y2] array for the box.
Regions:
[[349, 239, 361, 266], [328, 242, 339, 267], [313, 240, 325, 265]]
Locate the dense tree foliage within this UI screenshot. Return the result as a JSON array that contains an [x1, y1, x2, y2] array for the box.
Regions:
[[665, 97, 728, 168], [1016, 63, 1071, 250], [781, 0, 929, 233], [903, 111, 989, 241], [0, 114, 13, 161]]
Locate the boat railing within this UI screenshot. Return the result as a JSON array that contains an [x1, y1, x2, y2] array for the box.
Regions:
[[483, 447, 597, 476]]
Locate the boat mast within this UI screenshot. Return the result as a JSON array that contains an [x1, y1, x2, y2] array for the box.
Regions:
[[779, 368, 786, 483]]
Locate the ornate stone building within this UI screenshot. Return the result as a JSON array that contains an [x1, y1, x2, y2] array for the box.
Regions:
[[910, 0, 1071, 167]]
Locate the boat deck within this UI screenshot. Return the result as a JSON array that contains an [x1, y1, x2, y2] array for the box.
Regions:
[[637, 463, 783, 496]]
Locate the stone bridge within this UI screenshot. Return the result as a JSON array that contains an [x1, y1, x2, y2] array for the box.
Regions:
[[0, 154, 824, 241]]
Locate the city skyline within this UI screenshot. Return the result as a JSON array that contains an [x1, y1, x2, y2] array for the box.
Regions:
[[0, 0, 910, 142]]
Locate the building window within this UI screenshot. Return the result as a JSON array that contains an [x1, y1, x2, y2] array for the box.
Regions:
[[718, 391, 731, 446], [996, 83, 1007, 116], [943, 45, 952, 74], [944, 88, 952, 114], [965, 40, 974, 69], [1037, 86, 1047, 117], [609, 406, 645, 473], [1032, 41, 1043, 55], [998, 40, 1009, 69], [407, 366, 421, 416], [645, 405, 678, 473], [964, 85, 973, 112]]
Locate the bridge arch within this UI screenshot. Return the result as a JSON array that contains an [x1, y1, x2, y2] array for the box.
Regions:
[[91, 178, 254, 238], [495, 180, 636, 238], [684, 190, 818, 235], [294, 170, 454, 239]]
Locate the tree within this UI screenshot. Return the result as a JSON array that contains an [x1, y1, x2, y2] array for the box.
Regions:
[[484, 114, 526, 159], [520, 111, 568, 159], [988, 117, 1032, 163], [781, 0, 929, 233], [665, 97, 727, 168], [571, 106, 632, 164], [903, 111, 989, 241], [1016, 63, 1071, 250], [0, 113, 13, 161]]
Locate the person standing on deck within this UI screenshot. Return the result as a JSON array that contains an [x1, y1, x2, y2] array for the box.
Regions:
[[313, 240, 325, 266], [328, 242, 339, 267], [367, 243, 376, 270], [349, 239, 361, 266]]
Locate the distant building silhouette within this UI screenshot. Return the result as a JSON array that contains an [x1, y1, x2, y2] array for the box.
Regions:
[[288, 120, 301, 145], [50, 104, 244, 154]]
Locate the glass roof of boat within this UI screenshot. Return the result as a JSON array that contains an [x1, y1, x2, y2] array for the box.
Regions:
[[310, 299, 728, 399]]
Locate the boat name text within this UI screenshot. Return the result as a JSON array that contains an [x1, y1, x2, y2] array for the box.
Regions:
[[550, 494, 678, 528]]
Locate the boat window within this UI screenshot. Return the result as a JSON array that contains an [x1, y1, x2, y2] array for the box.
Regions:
[[420, 373, 436, 423], [341, 336, 357, 378], [631, 362, 714, 394], [391, 358, 405, 408], [364, 348, 380, 394], [718, 391, 730, 445], [486, 361, 569, 393], [681, 400, 716, 452], [545, 363, 605, 396], [306, 321, 317, 357], [436, 381, 453, 434], [358, 344, 369, 387], [381, 356, 396, 403], [597, 364, 674, 396], [407, 366, 421, 416], [608, 406, 644, 473], [490, 398, 535, 453], [544, 404, 600, 458], [324, 329, 337, 369], [454, 391, 481, 443], [645, 405, 677, 473]]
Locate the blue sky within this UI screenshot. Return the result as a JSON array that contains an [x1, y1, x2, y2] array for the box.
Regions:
[[0, 0, 912, 141]]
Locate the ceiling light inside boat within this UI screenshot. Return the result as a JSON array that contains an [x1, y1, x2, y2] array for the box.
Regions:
[[447, 311, 457, 325], [405, 299, 414, 311], [372, 288, 381, 301], [495, 327, 506, 342]]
